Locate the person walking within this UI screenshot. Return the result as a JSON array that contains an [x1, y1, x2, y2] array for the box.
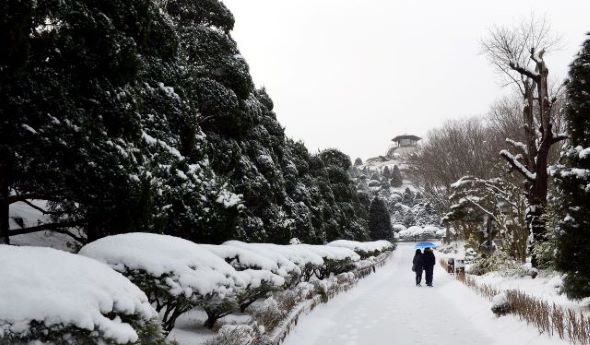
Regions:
[[423, 247, 436, 287], [412, 249, 424, 286]]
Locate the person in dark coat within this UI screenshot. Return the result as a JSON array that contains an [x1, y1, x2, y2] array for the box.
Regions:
[[422, 247, 436, 287], [412, 249, 423, 286]]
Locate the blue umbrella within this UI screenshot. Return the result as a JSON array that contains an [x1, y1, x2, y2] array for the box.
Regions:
[[415, 241, 438, 249]]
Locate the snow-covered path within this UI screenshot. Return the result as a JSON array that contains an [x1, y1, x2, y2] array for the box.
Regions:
[[283, 243, 567, 345]]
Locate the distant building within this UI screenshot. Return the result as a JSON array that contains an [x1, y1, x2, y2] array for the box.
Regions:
[[391, 134, 421, 148], [387, 134, 421, 158], [365, 134, 422, 165]]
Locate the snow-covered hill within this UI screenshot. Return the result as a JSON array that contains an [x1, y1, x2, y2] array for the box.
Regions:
[[351, 141, 444, 241]]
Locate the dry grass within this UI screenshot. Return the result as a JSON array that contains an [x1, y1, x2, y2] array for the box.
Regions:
[[439, 260, 590, 344]]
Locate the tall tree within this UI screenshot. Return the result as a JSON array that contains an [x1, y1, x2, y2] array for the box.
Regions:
[[553, 35, 590, 298], [482, 16, 566, 267], [368, 196, 393, 240], [0, 0, 177, 243], [390, 165, 403, 188]]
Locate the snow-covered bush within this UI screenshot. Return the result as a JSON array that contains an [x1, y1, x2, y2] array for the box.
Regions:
[[397, 225, 444, 241], [295, 244, 359, 279], [204, 324, 259, 345], [223, 241, 301, 285], [250, 297, 285, 333], [225, 241, 324, 282], [392, 223, 406, 233], [491, 292, 510, 316], [0, 246, 163, 345], [467, 251, 520, 276], [79, 233, 246, 331], [199, 244, 286, 312], [327, 240, 394, 259]]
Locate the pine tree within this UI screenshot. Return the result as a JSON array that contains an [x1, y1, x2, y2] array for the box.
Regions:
[[0, 0, 373, 246], [354, 157, 363, 166], [0, 0, 177, 243], [368, 196, 393, 240], [553, 35, 590, 298], [402, 187, 414, 205], [390, 165, 403, 187], [382, 166, 391, 179]]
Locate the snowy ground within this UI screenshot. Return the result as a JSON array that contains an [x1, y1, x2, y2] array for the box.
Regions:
[[438, 241, 590, 314], [283, 243, 568, 345]]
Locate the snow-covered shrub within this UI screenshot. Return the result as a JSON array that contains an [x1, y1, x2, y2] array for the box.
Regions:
[[491, 292, 510, 316], [392, 223, 406, 233], [397, 225, 444, 241], [327, 240, 394, 259], [336, 271, 356, 285], [200, 244, 286, 312], [0, 246, 163, 345], [225, 241, 323, 282], [203, 324, 259, 345], [467, 251, 520, 276], [79, 233, 246, 331], [296, 244, 359, 279], [250, 297, 285, 333], [224, 241, 301, 285]]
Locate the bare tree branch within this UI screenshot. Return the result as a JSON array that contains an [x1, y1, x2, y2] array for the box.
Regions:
[[9, 221, 84, 243], [21, 199, 63, 216], [500, 150, 536, 182]]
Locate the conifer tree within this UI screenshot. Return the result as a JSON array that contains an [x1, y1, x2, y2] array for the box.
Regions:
[[383, 166, 391, 179], [553, 35, 590, 298], [0, 0, 177, 243], [390, 165, 403, 187], [368, 196, 393, 240]]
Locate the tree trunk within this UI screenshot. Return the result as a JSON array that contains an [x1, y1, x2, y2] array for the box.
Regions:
[[0, 161, 9, 244], [524, 58, 552, 268], [483, 215, 494, 258]]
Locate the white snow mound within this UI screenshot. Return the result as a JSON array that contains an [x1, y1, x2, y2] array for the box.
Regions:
[[0, 245, 156, 343], [80, 233, 245, 298], [327, 240, 393, 253]]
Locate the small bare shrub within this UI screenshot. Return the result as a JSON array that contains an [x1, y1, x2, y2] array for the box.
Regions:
[[204, 325, 260, 345], [251, 297, 285, 333]]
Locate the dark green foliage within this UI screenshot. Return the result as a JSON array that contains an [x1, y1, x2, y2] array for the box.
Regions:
[[0, 0, 370, 245], [402, 187, 414, 205], [0, 0, 179, 242], [0, 319, 166, 345], [368, 197, 393, 240], [382, 166, 391, 179], [553, 35, 590, 298], [390, 165, 403, 187]]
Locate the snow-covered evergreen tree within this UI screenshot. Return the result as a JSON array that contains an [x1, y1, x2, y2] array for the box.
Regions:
[[368, 197, 393, 240], [390, 165, 403, 188], [0, 0, 372, 246], [0, 0, 177, 243], [553, 35, 590, 298]]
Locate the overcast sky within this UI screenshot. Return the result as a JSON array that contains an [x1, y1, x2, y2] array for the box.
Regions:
[[223, 0, 590, 160]]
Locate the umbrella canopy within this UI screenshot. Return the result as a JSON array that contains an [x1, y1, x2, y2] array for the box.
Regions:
[[415, 241, 438, 249]]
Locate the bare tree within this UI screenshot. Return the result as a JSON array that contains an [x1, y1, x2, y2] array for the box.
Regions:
[[482, 15, 566, 267], [408, 117, 502, 213]]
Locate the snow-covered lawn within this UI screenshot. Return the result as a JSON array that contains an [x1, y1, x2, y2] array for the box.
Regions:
[[471, 270, 590, 313], [282, 243, 568, 345], [438, 241, 590, 314]]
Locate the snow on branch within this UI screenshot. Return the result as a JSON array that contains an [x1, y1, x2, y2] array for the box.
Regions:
[[500, 149, 536, 181], [506, 138, 528, 155]]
